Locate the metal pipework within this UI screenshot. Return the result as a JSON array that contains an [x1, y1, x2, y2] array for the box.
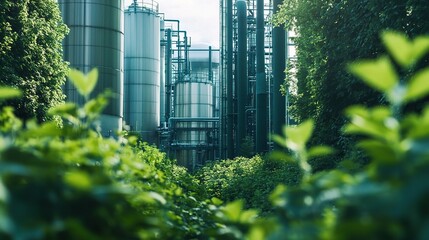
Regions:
[[255, 0, 268, 153], [272, 0, 287, 148], [226, 0, 234, 158], [165, 28, 172, 124], [236, 0, 248, 155]]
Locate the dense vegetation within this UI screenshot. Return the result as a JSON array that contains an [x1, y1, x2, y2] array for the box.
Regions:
[[0, 71, 263, 239], [2, 32, 429, 238], [196, 156, 301, 214], [1, 0, 429, 239], [0, 0, 68, 122], [274, 0, 429, 167]]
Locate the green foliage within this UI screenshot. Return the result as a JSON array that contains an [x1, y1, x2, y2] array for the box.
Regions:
[[0, 68, 266, 239], [196, 156, 302, 214], [0, 0, 69, 122], [67, 68, 98, 100], [274, 0, 429, 169], [265, 31, 429, 239]]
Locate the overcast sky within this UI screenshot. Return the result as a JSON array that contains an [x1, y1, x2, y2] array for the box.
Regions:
[[124, 0, 220, 48]]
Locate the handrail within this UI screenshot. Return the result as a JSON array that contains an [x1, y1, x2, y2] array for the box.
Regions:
[[128, 0, 159, 13]]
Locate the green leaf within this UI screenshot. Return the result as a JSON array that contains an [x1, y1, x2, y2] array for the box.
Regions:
[[222, 200, 243, 222], [239, 209, 259, 223], [64, 171, 92, 190], [382, 31, 429, 67], [284, 119, 314, 151], [211, 197, 223, 205], [0, 87, 22, 100], [248, 226, 266, 240], [404, 67, 429, 102], [68, 68, 98, 97], [308, 145, 334, 159], [348, 56, 398, 93], [134, 192, 167, 205], [357, 140, 397, 163]]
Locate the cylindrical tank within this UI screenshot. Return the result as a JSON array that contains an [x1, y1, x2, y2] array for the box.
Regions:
[[174, 47, 217, 168], [124, 2, 160, 143], [59, 0, 124, 136], [175, 81, 213, 118]]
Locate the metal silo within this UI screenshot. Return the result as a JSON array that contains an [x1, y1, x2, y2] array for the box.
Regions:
[[173, 46, 217, 169], [59, 0, 124, 136], [124, 1, 160, 143]]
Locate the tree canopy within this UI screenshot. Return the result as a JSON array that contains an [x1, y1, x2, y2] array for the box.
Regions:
[[0, 0, 68, 122]]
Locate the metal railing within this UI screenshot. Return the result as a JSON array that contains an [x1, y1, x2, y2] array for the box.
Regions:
[[129, 0, 159, 13]]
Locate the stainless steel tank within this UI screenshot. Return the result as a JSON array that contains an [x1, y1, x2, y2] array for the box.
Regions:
[[124, 1, 160, 143], [175, 81, 213, 118], [174, 49, 215, 168], [59, 0, 124, 136]]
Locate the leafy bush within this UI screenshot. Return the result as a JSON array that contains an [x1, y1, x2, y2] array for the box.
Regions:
[[196, 156, 302, 214], [0, 68, 264, 240]]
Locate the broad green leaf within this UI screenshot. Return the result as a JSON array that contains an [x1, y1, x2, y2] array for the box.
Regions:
[[357, 140, 397, 163], [248, 226, 265, 240], [64, 171, 92, 190], [284, 119, 314, 151], [211, 197, 223, 205], [134, 192, 167, 205], [239, 209, 258, 223], [222, 200, 243, 222], [348, 56, 398, 93], [412, 36, 429, 63], [382, 31, 429, 67], [404, 68, 429, 101], [308, 145, 334, 159], [382, 31, 413, 67], [86, 68, 99, 95], [68, 68, 98, 97], [0, 87, 22, 100]]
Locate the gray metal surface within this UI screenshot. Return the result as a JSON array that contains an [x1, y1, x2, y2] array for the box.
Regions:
[[175, 82, 213, 118], [59, 0, 124, 135], [124, 3, 160, 142], [174, 71, 214, 168]]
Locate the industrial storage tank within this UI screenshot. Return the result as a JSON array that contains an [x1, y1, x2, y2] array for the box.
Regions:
[[59, 0, 124, 136], [175, 80, 213, 118], [173, 45, 219, 169], [124, 1, 161, 143]]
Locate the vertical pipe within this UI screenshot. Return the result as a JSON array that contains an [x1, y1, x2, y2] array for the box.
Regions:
[[272, 0, 287, 148], [226, 0, 234, 158], [209, 46, 215, 117], [209, 46, 213, 82], [256, 0, 268, 153], [165, 29, 172, 124], [236, 0, 247, 155]]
